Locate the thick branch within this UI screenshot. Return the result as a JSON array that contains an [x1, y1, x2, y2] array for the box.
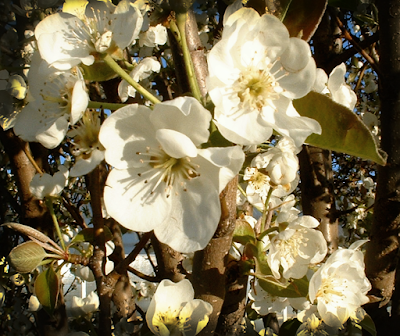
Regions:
[[193, 177, 238, 335]]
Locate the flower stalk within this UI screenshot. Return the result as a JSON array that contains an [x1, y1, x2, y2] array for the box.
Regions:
[[174, 12, 203, 102], [102, 53, 161, 105], [45, 197, 66, 251]]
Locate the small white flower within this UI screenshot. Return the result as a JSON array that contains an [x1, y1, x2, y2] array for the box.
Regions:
[[308, 245, 371, 328], [314, 63, 357, 110], [99, 97, 244, 252], [14, 55, 88, 149], [118, 57, 161, 102], [248, 280, 289, 315], [69, 109, 105, 177], [34, 0, 143, 70], [139, 24, 168, 48], [30, 165, 69, 200], [69, 291, 99, 317], [146, 279, 213, 336], [207, 6, 320, 146], [268, 216, 327, 280], [251, 137, 300, 188]]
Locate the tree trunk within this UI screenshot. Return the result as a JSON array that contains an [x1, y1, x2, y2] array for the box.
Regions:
[[364, 0, 400, 333], [299, 11, 339, 254]]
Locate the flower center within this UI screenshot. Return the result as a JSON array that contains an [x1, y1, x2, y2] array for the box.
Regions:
[[153, 310, 191, 336], [137, 148, 200, 198], [315, 277, 346, 301], [276, 228, 308, 261], [247, 168, 269, 191], [70, 109, 104, 158], [234, 65, 282, 111]]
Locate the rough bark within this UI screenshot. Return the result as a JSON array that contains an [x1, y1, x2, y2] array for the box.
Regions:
[[193, 177, 238, 335], [299, 147, 339, 254], [364, 0, 400, 333]]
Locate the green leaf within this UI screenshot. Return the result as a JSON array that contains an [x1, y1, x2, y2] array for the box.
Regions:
[[282, 0, 328, 41], [233, 219, 256, 245], [279, 318, 302, 336], [254, 257, 309, 298], [80, 61, 118, 82], [35, 266, 60, 316], [69, 227, 113, 245], [8, 241, 47, 273], [358, 313, 377, 336], [293, 92, 387, 165]]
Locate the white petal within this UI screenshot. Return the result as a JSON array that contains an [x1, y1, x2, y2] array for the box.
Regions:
[[196, 146, 244, 193], [154, 178, 220, 253], [70, 149, 105, 177], [156, 129, 198, 158], [280, 38, 311, 72], [150, 97, 211, 146], [99, 104, 158, 169], [180, 300, 213, 336], [104, 167, 171, 233]]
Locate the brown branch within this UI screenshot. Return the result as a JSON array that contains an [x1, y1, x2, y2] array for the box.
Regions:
[[332, 12, 381, 77]]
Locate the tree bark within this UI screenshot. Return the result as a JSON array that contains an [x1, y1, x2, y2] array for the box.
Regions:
[[299, 11, 339, 254], [364, 0, 400, 333]]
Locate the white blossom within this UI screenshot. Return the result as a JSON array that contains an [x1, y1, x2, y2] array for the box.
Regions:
[[251, 137, 300, 188], [139, 24, 168, 48], [268, 216, 327, 279], [14, 55, 88, 149], [207, 6, 320, 146], [68, 291, 99, 317], [118, 57, 161, 102], [146, 279, 212, 336], [308, 243, 371, 328], [99, 96, 244, 252], [314, 63, 357, 110], [30, 165, 69, 200], [69, 109, 105, 177], [34, 0, 143, 70]]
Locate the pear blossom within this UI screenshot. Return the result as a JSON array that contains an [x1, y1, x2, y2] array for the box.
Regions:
[[207, 6, 321, 146], [30, 165, 69, 200], [34, 0, 143, 70], [99, 96, 244, 252], [146, 279, 213, 336], [251, 137, 300, 188], [308, 243, 371, 328], [14, 55, 89, 149], [268, 216, 327, 279], [248, 280, 289, 315], [68, 291, 99, 317], [314, 63, 357, 110], [139, 24, 168, 48], [118, 57, 161, 102], [69, 109, 105, 177]]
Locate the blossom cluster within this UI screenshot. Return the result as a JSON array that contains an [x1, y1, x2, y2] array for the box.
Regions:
[[4, 0, 374, 335]]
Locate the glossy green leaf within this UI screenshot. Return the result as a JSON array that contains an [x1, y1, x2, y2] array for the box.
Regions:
[[282, 0, 328, 41], [279, 318, 302, 336], [233, 219, 256, 245], [8, 241, 47, 273], [69, 226, 113, 245], [35, 266, 60, 316], [293, 91, 387, 165], [359, 313, 377, 336]]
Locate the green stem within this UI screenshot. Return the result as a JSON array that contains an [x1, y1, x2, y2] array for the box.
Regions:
[[175, 13, 203, 102], [87, 101, 127, 111], [45, 198, 66, 251], [260, 187, 274, 233], [102, 54, 161, 105]]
